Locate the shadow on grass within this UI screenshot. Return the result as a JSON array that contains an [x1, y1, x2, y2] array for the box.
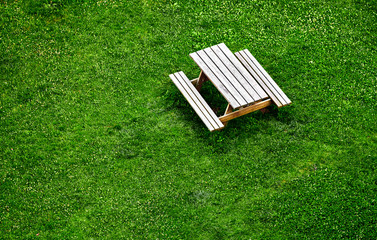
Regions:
[[162, 78, 299, 156]]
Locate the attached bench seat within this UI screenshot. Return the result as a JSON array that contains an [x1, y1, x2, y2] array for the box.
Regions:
[[169, 71, 225, 132], [235, 49, 291, 108]]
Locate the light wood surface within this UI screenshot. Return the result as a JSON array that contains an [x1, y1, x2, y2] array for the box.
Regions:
[[223, 104, 234, 126], [217, 43, 268, 100], [211, 45, 260, 102], [203, 47, 254, 103], [169, 71, 224, 131], [190, 51, 240, 108], [190, 43, 268, 109], [194, 50, 248, 107], [195, 70, 207, 91], [169, 43, 291, 131], [219, 99, 272, 123], [235, 49, 291, 107]]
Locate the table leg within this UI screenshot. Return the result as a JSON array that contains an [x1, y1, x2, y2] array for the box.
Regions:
[[222, 104, 233, 127], [195, 71, 207, 91], [219, 99, 272, 123]]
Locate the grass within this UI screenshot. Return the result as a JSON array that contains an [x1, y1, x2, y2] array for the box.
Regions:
[[1, 0, 376, 239]]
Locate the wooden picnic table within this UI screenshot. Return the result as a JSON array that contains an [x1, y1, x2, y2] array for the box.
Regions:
[[169, 43, 291, 132]]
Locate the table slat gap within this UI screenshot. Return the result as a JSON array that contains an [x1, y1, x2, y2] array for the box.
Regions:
[[210, 45, 257, 104], [217, 43, 268, 100], [190, 52, 241, 108], [197, 49, 247, 107], [203, 47, 252, 104], [243, 49, 291, 106]]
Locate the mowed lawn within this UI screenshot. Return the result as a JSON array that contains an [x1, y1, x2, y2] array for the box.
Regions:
[[1, 0, 377, 239]]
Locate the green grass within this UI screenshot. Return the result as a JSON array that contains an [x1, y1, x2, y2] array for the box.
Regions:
[[1, 0, 376, 239]]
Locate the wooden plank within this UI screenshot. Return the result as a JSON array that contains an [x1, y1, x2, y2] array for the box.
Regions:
[[193, 50, 248, 108], [195, 70, 207, 91], [211, 44, 261, 104], [177, 72, 224, 130], [235, 51, 284, 107], [242, 49, 291, 106], [222, 104, 233, 127], [219, 99, 272, 123], [170, 73, 215, 131], [239, 50, 287, 106], [176, 72, 222, 130], [203, 47, 254, 104], [170, 72, 224, 131], [217, 43, 268, 100], [190, 52, 241, 108], [191, 75, 208, 85]]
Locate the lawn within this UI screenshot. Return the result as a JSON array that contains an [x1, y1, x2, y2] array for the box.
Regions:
[[1, 0, 377, 239]]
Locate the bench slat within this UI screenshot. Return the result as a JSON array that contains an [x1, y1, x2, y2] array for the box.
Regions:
[[235, 51, 283, 107], [236, 49, 291, 107], [217, 43, 269, 101], [177, 72, 224, 130], [190, 51, 245, 109], [169, 72, 224, 131]]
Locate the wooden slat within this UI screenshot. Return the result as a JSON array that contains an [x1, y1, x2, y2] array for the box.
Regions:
[[219, 99, 272, 123], [242, 49, 291, 106], [177, 72, 224, 130], [195, 70, 207, 91], [170, 73, 214, 131], [222, 104, 233, 127], [238, 50, 286, 106], [192, 51, 247, 108], [203, 47, 254, 104], [169, 72, 224, 131], [235, 51, 284, 107], [190, 52, 240, 108], [211, 45, 259, 103], [217, 43, 268, 100]]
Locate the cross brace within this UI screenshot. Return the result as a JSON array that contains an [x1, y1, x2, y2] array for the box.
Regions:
[[219, 99, 272, 123]]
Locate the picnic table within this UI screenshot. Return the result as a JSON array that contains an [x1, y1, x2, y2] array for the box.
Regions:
[[169, 43, 291, 131]]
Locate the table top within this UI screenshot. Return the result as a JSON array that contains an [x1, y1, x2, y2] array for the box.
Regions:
[[190, 43, 268, 109]]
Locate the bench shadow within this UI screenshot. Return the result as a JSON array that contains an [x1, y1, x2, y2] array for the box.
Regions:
[[165, 81, 296, 154], [195, 103, 296, 153]]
